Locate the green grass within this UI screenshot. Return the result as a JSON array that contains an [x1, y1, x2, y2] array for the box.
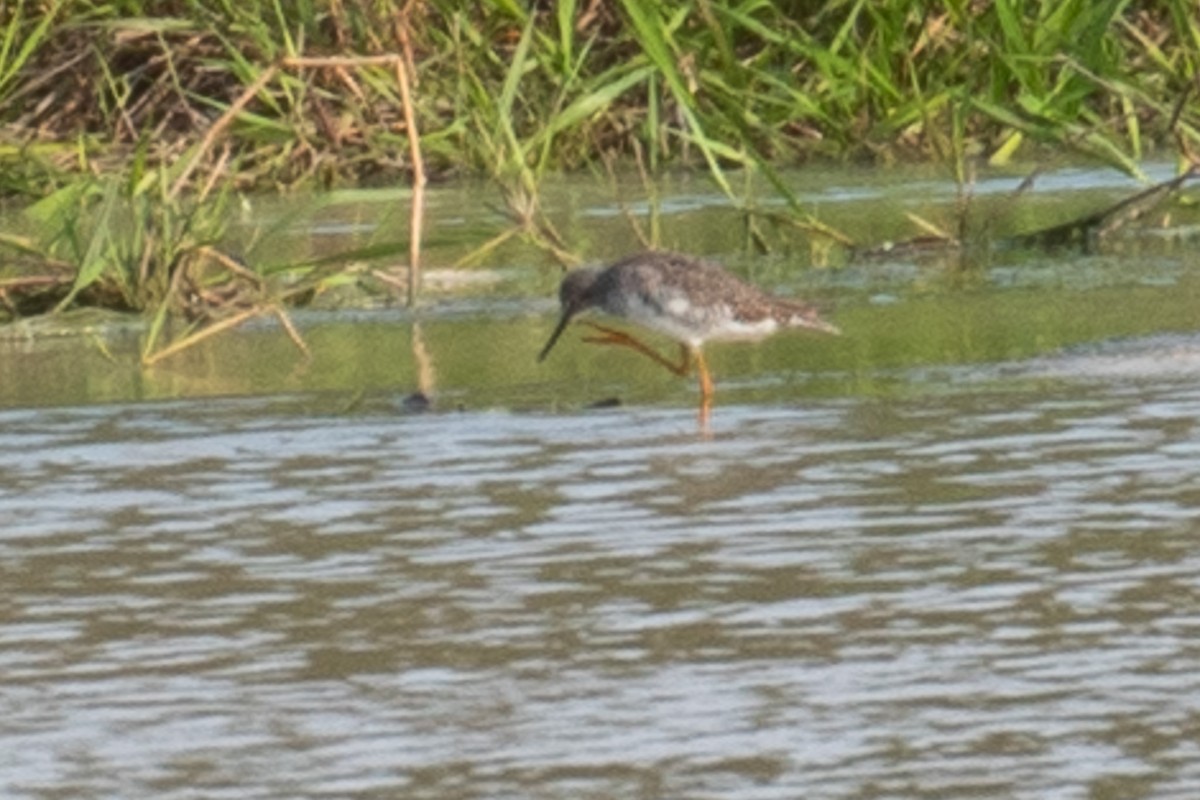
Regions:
[[2, 1, 1196, 194], [1, 1, 1199, 337]]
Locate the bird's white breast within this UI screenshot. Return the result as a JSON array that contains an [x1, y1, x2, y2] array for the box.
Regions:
[[622, 295, 779, 346]]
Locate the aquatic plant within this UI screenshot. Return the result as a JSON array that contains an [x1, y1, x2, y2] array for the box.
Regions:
[[1, 0, 1198, 338], [0, 157, 315, 363], [1, 1, 1195, 193]]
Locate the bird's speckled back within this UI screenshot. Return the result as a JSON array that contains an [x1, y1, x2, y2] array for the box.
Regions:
[[585, 252, 837, 340]]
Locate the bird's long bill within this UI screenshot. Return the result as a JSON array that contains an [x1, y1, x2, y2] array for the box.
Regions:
[[537, 310, 575, 362]]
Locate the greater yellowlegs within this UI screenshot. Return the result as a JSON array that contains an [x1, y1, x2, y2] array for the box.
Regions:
[[538, 251, 839, 412]]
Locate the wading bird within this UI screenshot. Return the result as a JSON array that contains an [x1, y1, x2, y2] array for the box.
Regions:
[[538, 251, 839, 420]]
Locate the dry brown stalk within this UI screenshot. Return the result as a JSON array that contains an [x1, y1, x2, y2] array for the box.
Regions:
[[282, 53, 427, 306], [142, 305, 262, 366], [270, 305, 311, 359], [168, 63, 280, 201], [197, 245, 264, 288], [280, 55, 408, 69], [394, 57, 425, 307]]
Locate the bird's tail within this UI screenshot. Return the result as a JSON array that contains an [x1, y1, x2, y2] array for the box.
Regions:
[[783, 303, 841, 336]]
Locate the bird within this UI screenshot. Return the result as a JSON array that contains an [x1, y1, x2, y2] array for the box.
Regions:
[[537, 250, 839, 415]]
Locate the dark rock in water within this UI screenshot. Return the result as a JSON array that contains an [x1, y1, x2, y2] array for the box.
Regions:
[[400, 391, 432, 413]]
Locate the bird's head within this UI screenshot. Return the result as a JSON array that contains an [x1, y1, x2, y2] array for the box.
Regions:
[[537, 267, 602, 362]]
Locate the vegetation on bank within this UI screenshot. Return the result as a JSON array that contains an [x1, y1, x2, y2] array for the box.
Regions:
[[1, 0, 1199, 359], [5, 0, 1199, 188]]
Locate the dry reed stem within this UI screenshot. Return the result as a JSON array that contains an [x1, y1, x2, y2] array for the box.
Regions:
[[453, 227, 520, 268], [905, 212, 955, 242], [142, 305, 262, 366], [370, 268, 407, 290], [271, 305, 311, 358], [168, 63, 279, 201], [198, 245, 264, 288], [280, 55, 407, 68], [142, 300, 312, 367], [332, 65, 367, 105], [394, 57, 425, 307], [198, 142, 232, 204], [0, 275, 73, 292], [283, 53, 426, 307]]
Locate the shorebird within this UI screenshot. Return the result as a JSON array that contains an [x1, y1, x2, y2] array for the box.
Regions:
[[538, 251, 839, 415]]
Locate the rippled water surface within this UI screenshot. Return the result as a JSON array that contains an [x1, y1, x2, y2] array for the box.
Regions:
[[4, 165, 1200, 799], [5, 367, 1200, 799]]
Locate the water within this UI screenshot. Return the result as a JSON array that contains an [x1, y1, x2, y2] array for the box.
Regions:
[[3, 165, 1200, 798], [4, 379, 1200, 798]]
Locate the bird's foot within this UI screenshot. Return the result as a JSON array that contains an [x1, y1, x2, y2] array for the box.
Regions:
[[580, 323, 690, 377]]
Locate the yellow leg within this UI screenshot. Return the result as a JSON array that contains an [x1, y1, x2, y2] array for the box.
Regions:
[[581, 324, 716, 430], [694, 347, 714, 430], [581, 323, 690, 377], [693, 348, 714, 403]]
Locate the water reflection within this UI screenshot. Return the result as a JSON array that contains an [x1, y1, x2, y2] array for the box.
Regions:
[[4, 163, 1200, 798], [3, 369, 1200, 798]]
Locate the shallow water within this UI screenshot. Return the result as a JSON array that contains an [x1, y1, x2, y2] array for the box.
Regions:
[[3, 165, 1200, 798], [4, 373, 1200, 799]]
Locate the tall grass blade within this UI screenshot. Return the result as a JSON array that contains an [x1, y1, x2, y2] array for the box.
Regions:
[[0, 0, 62, 98], [556, 0, 576, 71], [54, 180, 120, 312], [532, 65, 653, 151], [496, 13, 537, 153], [618, 0, 733, 198]]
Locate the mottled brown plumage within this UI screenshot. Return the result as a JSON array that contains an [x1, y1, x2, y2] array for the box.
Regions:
[[539, 251, 838, 410]]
